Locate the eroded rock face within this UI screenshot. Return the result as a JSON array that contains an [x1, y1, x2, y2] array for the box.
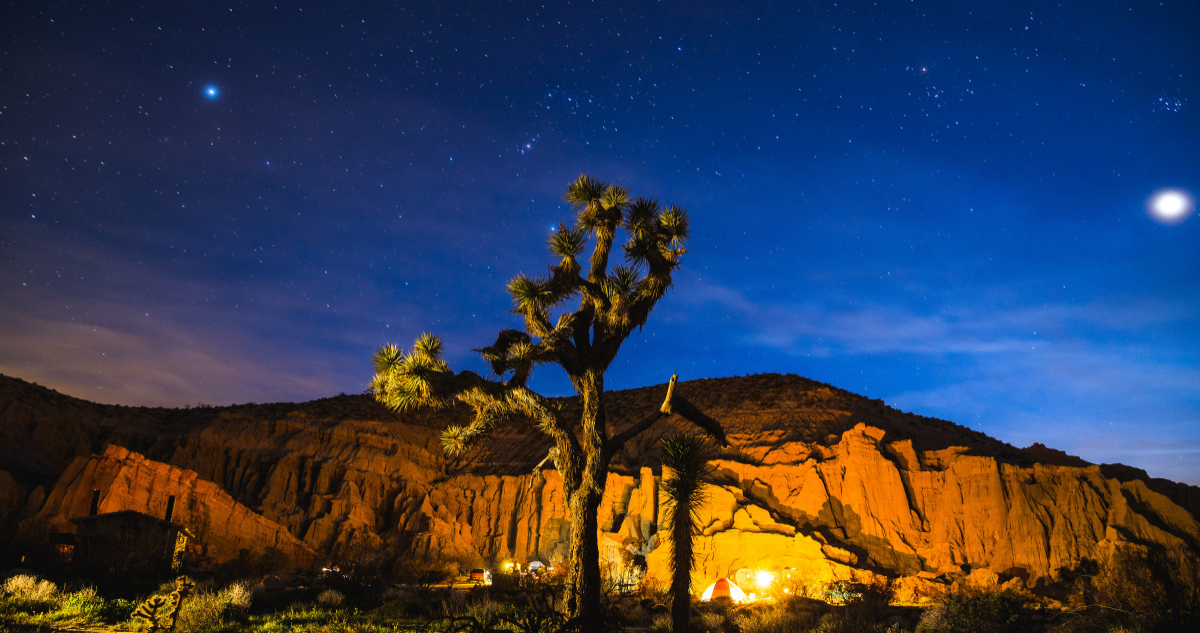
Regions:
[[19, 445, 319, 570], [3, 372, 1198, 590]]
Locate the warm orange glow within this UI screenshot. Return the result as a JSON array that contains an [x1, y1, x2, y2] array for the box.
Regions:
[[755, 569, 775, 589]]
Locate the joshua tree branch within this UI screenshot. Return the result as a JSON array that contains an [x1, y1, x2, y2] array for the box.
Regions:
[[603, 374, 728, 460]]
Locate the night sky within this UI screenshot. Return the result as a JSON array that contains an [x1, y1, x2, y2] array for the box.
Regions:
[[3, 1, 1197, 483]]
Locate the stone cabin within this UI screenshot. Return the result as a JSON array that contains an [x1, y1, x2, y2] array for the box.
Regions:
[[67, 491, 192, 575]]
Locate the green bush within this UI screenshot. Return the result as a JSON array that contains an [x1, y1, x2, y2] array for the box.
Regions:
[[0, 574, 58, 615], [2, 574, 58, 602], [917, 588, 1029, 633], [97, 596, 138, 624], [317, 588, 345, 608], [0, 580, 133, 626], [173, 581, 254, 632], [52, 586, 111, 624]]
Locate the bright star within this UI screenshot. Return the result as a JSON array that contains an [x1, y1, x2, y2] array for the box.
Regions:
[[204, 85, 219, 99], [1146, 188, 1194, 225]]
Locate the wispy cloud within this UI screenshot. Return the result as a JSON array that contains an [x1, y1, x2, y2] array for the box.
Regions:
[[672, 278, 1200, 483]]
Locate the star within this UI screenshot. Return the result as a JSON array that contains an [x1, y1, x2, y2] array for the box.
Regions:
[[204, 85, 219, 99]]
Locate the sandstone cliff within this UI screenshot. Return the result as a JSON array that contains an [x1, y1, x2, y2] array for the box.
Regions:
[[20, 444, 319, 570], [2, 373, 1197, 593]]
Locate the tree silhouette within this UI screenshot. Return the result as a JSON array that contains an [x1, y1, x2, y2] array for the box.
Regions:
[[371, 174, 727, 629], [661, 434, 712, 633]]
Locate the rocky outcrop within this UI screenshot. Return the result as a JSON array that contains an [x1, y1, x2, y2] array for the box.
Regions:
[[2, 372, 1198, 592], [0, 470, 27, 534], [19, 444, 319, 570]]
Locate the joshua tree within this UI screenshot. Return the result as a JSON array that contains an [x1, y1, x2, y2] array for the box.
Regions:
[[371, 174, 727, 629], [661, 434, 713, 633]]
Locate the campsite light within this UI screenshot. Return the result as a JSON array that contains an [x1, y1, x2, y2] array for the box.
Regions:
[[755, 570, 775, 590]]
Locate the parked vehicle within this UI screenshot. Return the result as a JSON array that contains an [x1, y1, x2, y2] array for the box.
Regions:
[[469, 568, 493, 585]]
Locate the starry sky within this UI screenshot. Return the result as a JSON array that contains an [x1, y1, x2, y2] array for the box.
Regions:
[[2, 1, 1197, 483]]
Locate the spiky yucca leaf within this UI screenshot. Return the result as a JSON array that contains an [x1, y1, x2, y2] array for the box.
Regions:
[[507, 274, 548, 314], [623, 232, 658, 265], [602, 184, 631, 211], [563, 174, 608, 217], [371, 334, 455, 412], [659, 205, 691, 248], [440, 424, 473, 455], [623, 197, 660, 237], [412, 333, 444, 361], [661, 434, 711, 523], [548, 223, 587, 259], [601, 265, 639, 301]]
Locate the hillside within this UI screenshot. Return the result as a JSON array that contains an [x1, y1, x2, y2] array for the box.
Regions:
[[3, 372, 1198, 595]]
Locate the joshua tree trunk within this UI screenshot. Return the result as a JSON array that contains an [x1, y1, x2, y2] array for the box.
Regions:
[[563, 373, 608, 629], [565, 488, 603, 622]]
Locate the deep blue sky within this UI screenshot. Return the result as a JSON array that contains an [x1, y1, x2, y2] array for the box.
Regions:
[[2, 1, 1197, 483]]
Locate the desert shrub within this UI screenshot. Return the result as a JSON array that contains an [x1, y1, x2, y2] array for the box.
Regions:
[[731, 604, 820, 633], [821, 580, 866, 604], [99, 596, 138, 623], [916, 587, 1029, 633], [173, 581, 254, 632], [372, 597, 429, 620], [3, 574, 58, 602], [700, 609, 724, 633], [489, 571, 521, 593], [850, 579, 893, 620], [1057, 547, 1200, 632], [775, 572, 824, 600], [214, 546, 291, 581], [464, 598, 515, 628], [439, 589, 470, 617], [366, 586, 459, 620], [599, 552, 643, 595], [0, 574, 59, 615], [393, 552, 460, 589], [53, 586, 105, 623], [318, 588, 346, 608], [371, 585, 438, 618], [777, 593, 831, 618]]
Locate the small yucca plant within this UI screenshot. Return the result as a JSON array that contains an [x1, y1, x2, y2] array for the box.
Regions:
[[661, 433, 712, 633]]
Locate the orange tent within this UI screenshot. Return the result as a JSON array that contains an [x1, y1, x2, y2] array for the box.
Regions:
[[700, 577, 748, 602]]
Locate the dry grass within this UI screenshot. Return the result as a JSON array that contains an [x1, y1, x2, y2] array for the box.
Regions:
[[2, 574, 58, 602]]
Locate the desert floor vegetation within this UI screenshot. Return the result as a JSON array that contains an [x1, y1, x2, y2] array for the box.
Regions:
[[1, 547, 1197, 633]]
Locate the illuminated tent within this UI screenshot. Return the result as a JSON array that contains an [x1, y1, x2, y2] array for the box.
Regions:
[[700, 578, 747, 602]]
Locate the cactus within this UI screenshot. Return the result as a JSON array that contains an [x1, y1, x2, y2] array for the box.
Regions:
[[165, 576, 196, 632], [132, 577, 194, 632], [132, 595, 168, 632]]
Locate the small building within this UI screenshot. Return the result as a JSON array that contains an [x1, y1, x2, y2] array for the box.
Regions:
[[68, 491, 192, 575]]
